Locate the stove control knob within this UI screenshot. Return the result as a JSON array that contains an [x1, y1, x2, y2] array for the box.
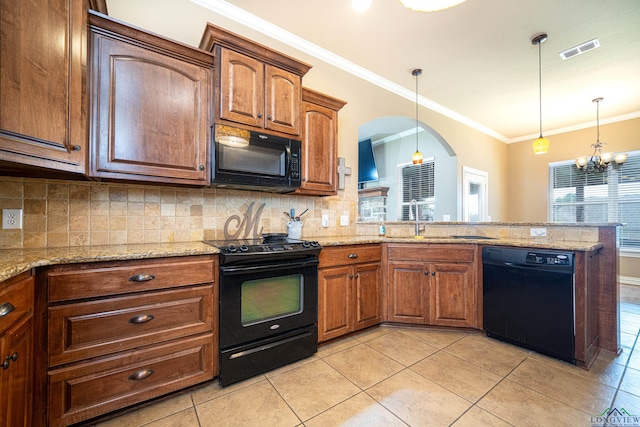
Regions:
[[239, 244, 249, 252], [302, 241, 311, 248], [227, 245, 237, 253], [311, 241, 320, 247]]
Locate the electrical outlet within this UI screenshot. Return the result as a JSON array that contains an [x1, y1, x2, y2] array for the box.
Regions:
[[2, 209, 23, 229], [321, 214, 329, 228], [340, 215, 349, 226], [530, 227, 547, 237]]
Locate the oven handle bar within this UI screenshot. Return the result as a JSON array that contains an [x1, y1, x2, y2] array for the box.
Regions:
[[220, 258, 319, 274]]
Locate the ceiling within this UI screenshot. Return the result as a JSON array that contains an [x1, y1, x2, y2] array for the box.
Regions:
[[107, 0, 640, 143]]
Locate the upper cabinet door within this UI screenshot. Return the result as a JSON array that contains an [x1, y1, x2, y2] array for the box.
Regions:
[[218, 48, 264, 128], [264, 65, 301, 135], [0, 0, 86, 173], [89, 14, 213, 185]]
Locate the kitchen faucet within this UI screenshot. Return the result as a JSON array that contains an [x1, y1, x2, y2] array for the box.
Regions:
[[409, 199, 420, 237]]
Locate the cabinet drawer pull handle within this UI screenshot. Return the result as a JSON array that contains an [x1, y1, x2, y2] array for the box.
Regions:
[[347, 253, 358, 259], [129, 314, 155, 324], [0, 302, 15, 317], [71, 145, 82, 151], [128, 369, 154, 381], [128, 273, 155, 282]]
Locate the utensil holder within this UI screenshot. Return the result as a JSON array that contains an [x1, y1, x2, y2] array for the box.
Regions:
[[287, 221, 302, 239]]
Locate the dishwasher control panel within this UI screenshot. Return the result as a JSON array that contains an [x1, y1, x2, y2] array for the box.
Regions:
[[526, 252, 572, 266]]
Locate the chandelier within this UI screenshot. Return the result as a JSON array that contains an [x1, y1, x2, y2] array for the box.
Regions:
[[400, 0, 466, 12], [575, 98, 627, 174]]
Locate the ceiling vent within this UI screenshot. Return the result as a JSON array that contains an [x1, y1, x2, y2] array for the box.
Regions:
[[559, 38, 600, 60]]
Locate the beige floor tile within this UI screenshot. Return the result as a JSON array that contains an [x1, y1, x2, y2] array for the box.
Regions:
[[396, 327, 470, 349], [528, 350, 626, 389], [619, 366, 640, 397], [195, 379, 300, 427], [366, 329, 439, 366], [628, 347, 640, 371], [96, 392, 193, 427], [450, 405, 513, 427], [323, 343, 404, 389], [507, 357, 617, 414], [445, 335, 529, 376], [350, 325, 393, 342], [268, 358, 360, 421], [317, 336, 360, 358], [264, 354, 321, 378], [367, 369, 472, 427], [477, 379, 593, 427], [304, 392, 406, 427], [611, 390, 640, 421], [144, 407, 199, 427], [190, 375, 265, 405], [411, 351, 503, 403]]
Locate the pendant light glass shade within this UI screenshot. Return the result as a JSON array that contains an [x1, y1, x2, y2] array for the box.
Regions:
[[400, 0, 466, 12], [411, 68, 423, 164], [531, 33, 549, 155], [533, 136, 550, 155]]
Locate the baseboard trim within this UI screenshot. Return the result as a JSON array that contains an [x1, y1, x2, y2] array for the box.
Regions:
[[620, 276, 640, 286]]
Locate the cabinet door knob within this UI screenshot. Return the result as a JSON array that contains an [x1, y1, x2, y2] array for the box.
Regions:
[[71, 145, 82, 151], [424, 271, 429, 275], [432, 271, 436, 276], [128, 369, 154, 381], [257, 113, 263, 118], [1, 357, 9, 370], [10, 352, 18, 362], [0, 302, 15, 317], [128, 273, 156, 282], [129, 314, 155, 324], [355, 273, 359, 278], [199, 165, 205, 171], [347, 253, 358, 259], [267, 115, 272, 120], [349, 274, 353, 279]]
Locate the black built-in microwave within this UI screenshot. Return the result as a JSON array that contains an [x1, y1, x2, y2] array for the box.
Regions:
[[211, 126, 301, 193]]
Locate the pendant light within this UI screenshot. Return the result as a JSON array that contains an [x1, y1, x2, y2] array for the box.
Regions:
[[531, 33, 549, 155], [575, 98, 627, 174], [411, 68, 423, 164]]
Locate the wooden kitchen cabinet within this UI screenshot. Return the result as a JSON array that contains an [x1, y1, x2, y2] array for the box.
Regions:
[[318, 245, 382, 342], [295, 88, 347, 196], [0, 271, 34, 427], [35, 255, 218, 427], [200, 23, 311, 136], [386, 244, 478, 328], [0, 0, 87, 175], [88, 12, 213, 185]]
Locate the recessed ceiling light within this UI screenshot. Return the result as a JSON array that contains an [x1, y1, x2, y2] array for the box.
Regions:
[[559, 38, 600, 60]]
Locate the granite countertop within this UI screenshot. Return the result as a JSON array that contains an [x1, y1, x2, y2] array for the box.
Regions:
[[0, 237, 602, 283]]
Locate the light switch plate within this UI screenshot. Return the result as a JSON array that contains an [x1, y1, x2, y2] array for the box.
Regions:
[[2, 209, 23, 229], [321, 214, 329, 228], [340, 215, 349, 226], [530, 227, 547, 237], [442, 214, 451, 221]]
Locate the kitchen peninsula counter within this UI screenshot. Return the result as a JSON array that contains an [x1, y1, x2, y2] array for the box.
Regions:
[[0, 235, 606, 282]]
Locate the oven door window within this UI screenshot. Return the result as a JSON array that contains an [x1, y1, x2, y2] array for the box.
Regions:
[[241, 274, 303, 326], [218, 143, 286, 177]]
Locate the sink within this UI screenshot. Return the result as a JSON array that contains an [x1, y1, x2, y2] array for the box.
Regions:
[[450, 235, 497, 240]]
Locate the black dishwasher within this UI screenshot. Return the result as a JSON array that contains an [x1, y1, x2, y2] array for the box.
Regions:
[[482, 246, 576, 363]]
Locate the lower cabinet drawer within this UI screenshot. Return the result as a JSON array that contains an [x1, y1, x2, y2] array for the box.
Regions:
[[48, 333, 214, 427], [48, 285, 213, 366]]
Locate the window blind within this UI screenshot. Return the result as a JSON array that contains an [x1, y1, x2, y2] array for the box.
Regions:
[[548, 150, 640, 250], [398, 160, 435, 221]]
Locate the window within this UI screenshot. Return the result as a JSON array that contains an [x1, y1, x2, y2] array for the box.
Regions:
[[548, 150, 640, 250], [398, 159, 435, 221]]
